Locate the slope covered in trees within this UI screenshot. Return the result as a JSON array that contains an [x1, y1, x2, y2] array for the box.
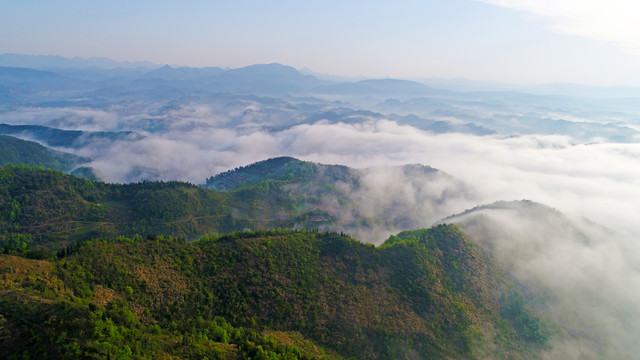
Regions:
[[0, 135, 89, 172], [205, 156, 469, 244], [0, 227, 550, 359], [0, 158, 466, 251], [0, 165, 235, 250]]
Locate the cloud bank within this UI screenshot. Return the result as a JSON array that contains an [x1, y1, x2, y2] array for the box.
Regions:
[[444, 202, 640, 358]]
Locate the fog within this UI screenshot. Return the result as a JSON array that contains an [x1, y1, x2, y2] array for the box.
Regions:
[[442, 202, 640, 358]]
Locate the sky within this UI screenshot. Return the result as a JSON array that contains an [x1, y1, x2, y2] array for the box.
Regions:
[[2, 0, 640, 86]]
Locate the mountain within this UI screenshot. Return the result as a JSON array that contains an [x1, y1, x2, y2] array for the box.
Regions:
[[0, 226, 550, 359], [314, 79, 443, 97], [0, 165, 233, 250], [209, 63, 324, 94], [296, 107, 495, 135], [141, 65, 225, 80], [206, 156, 322, 190], [0, 135, 89, 172], [205, 157, 474, 243], [0, 163, 634, 358], [0, 66, 89, 93], [372, 95, 640, 143]]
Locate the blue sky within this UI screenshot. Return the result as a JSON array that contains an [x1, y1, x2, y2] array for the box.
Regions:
[[2, 0, 640, 85]]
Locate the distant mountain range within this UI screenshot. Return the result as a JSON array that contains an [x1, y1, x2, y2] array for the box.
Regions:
[[5, 53, 640, 97]]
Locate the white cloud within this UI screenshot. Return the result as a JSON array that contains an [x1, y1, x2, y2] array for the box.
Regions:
[[478, 0, 640, 55]]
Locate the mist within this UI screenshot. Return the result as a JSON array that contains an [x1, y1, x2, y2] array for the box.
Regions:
[[442, 202, 640, 359]]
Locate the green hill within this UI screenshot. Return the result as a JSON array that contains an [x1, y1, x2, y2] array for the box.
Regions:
[[205, 157, 467, 244], [0, 158, 466, 251], [0, 226, 550, 359], [440, 200, 634, 358], [0, 165, 237, 250], [205, 157, 324, 191], [0, 134, 89, 172]]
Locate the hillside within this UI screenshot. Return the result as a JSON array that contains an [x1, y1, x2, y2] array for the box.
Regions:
[[0, 134, 89, 172], [1, 164, 631, 358], [206, 157, 471, 244], [0, 158, 471, 250], [0, 226, 550, 359], [0, 165, 235, 250], [205, 157, 324, 191]]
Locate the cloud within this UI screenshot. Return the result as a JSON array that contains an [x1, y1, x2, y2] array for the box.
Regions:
[[478, 0, 640, 55], [443, 203, 640, 358]]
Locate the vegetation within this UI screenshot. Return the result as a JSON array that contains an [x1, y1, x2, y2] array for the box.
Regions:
[[0, 123, 141, 149], [0, 164, 553, 358], [0, 161, 356, 250], [0, 134, 89, 172], [1, 227, 550, 359], [0, 165, 244, 250], [0, 158, 454, 251]]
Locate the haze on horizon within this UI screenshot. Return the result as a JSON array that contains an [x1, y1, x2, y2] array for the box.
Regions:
[[2, 0, 640, 86]]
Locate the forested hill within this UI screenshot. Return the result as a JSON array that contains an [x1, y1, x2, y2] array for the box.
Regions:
[[205, 156, 440, 192], [1, 158, 463, 251], [205, 157, 325, 190], [0, 165, 234, 250], [0, 162, 356, 251], [203, 156, 462, 244], [0, 226, 550, 359], [204, 156, 364, 192], [0, 134, 89, 172]]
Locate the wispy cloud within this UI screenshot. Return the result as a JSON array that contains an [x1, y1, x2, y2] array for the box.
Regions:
[[478, 0, 640, 55]]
